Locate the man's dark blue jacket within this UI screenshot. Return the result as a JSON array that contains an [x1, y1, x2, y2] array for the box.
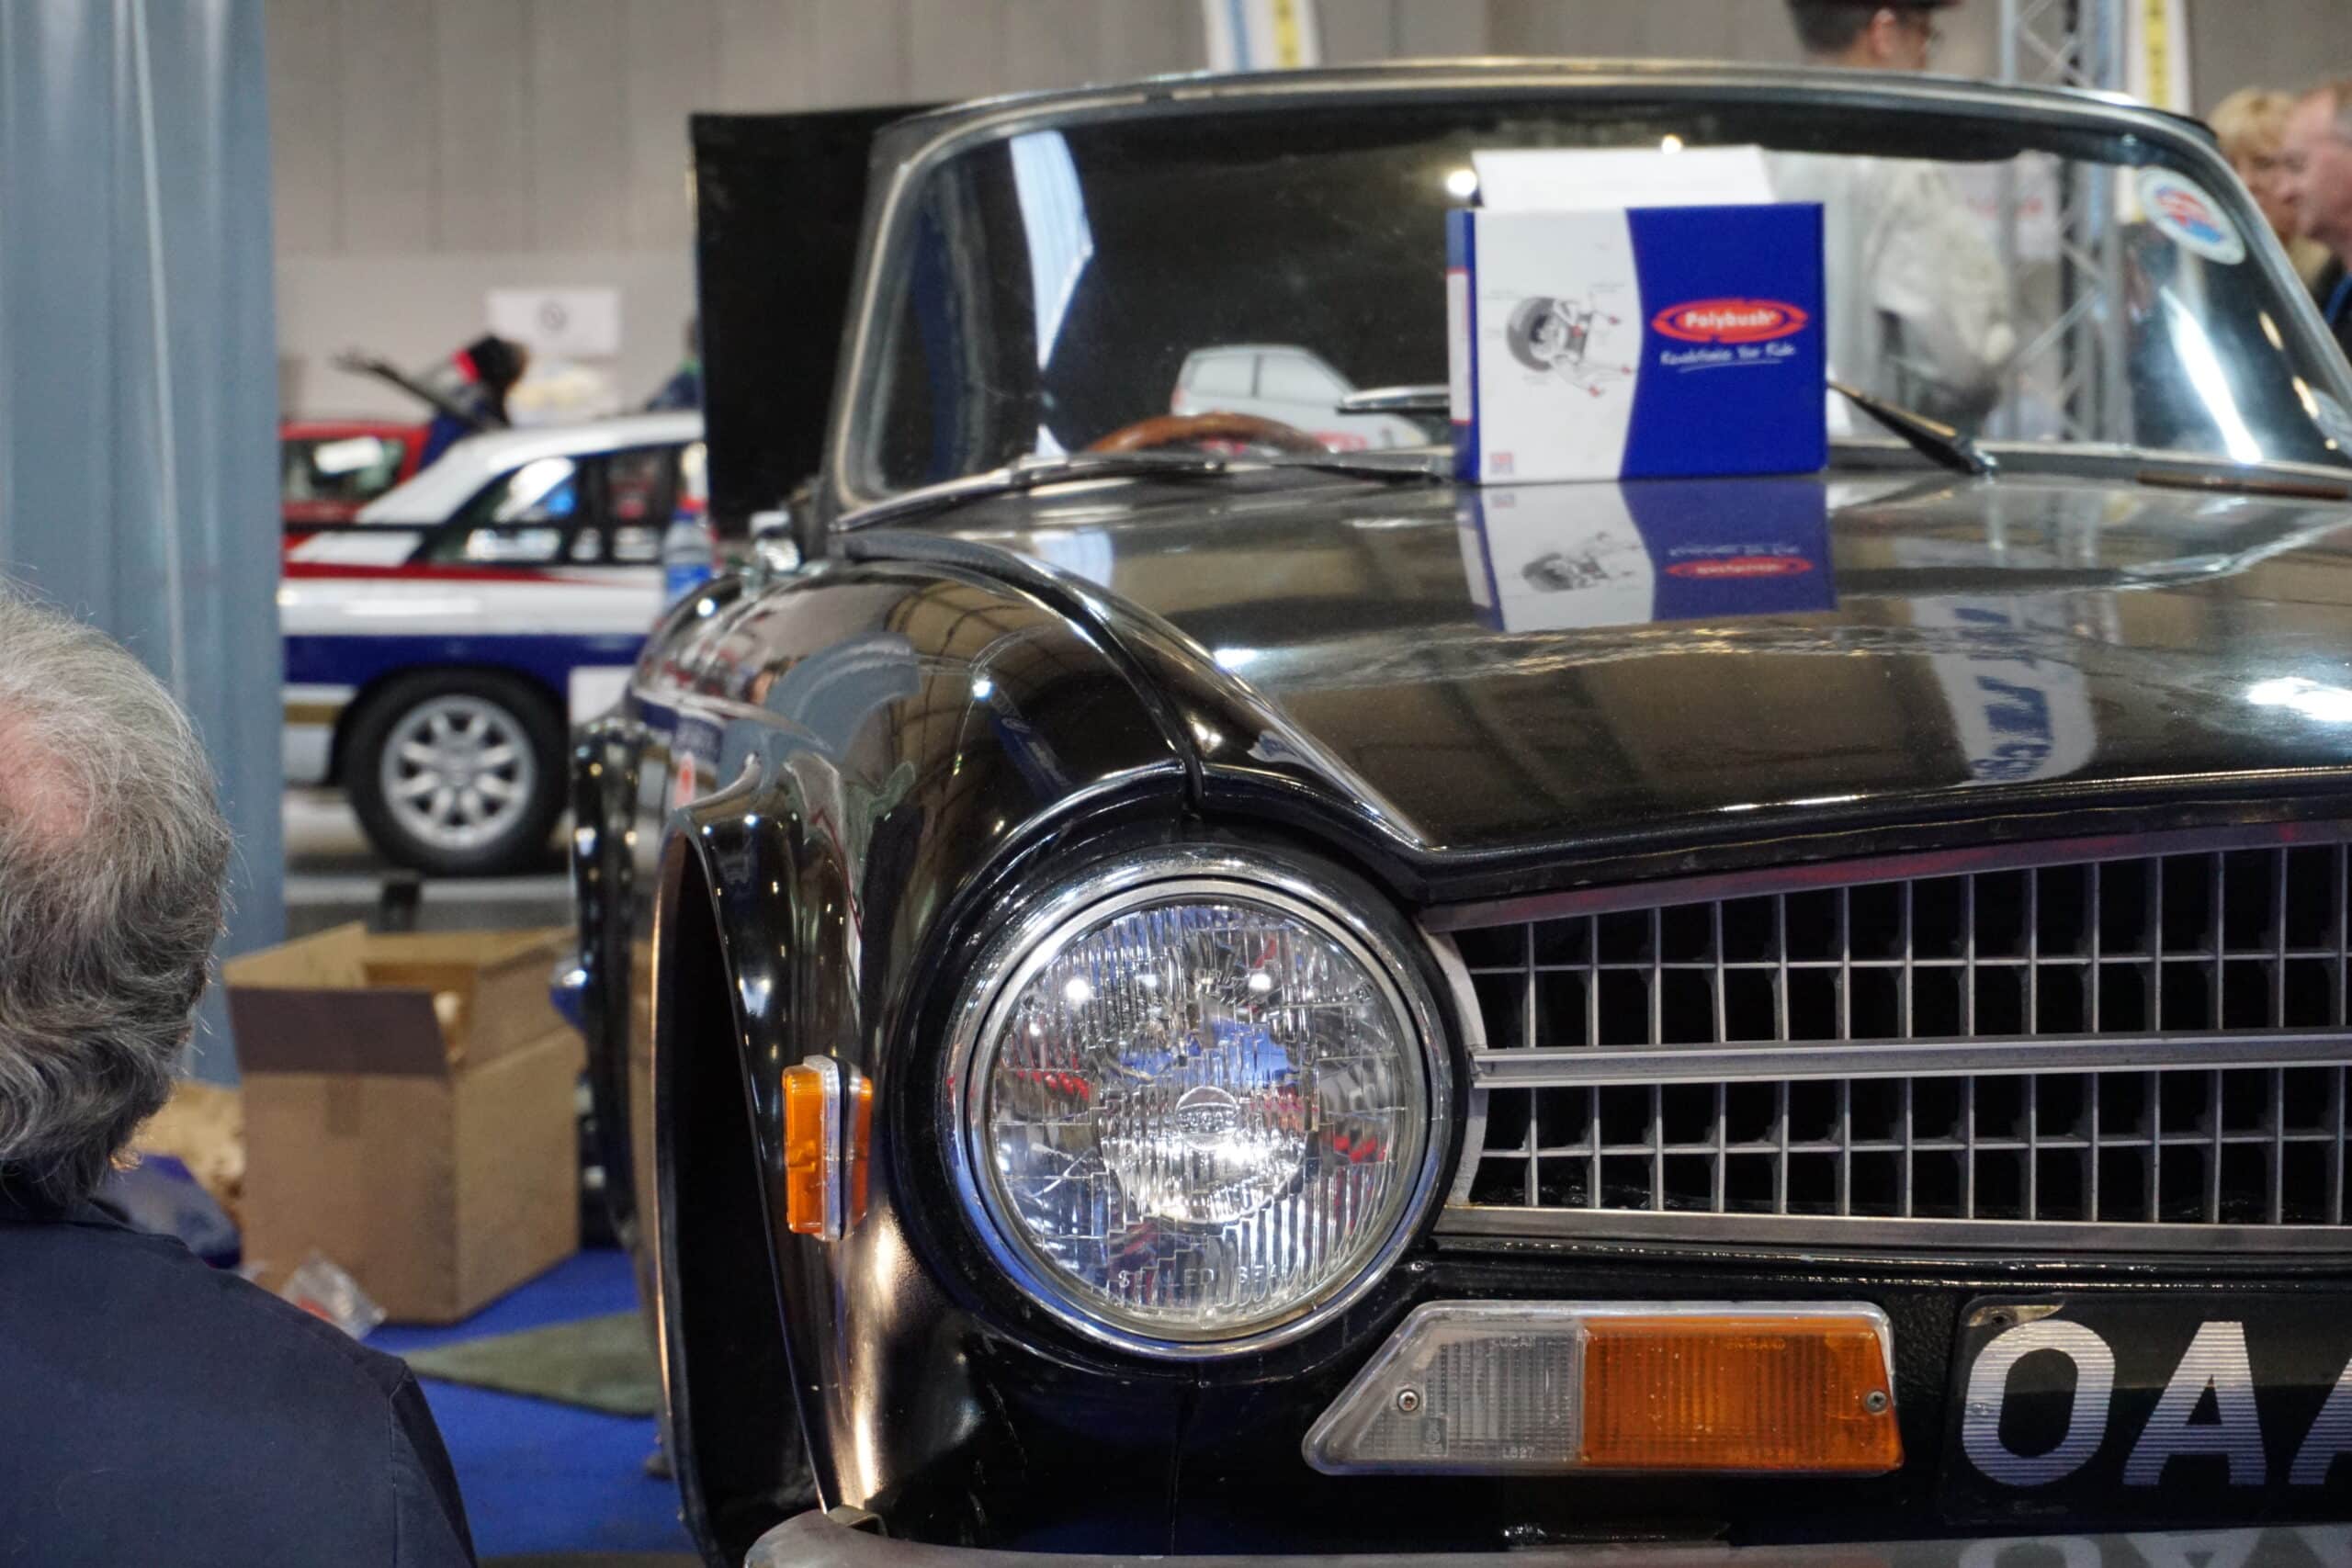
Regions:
[[0, 1187, 476, 1565]]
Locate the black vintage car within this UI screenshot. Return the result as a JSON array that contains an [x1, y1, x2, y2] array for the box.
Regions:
[[569, 62, 2352, 1568]]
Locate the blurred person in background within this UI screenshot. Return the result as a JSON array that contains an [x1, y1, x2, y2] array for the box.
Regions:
[[0, 591, 476, 1566], [2213, 87, 2332, 286], [1788, 0, 1949, 70], [643, 316, 702, 412], [2284, 80, 2352, 357], [1778, 0, 2017, 425], [417, 333, 530, 467]]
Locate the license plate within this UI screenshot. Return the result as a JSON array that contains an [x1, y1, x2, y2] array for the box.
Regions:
[[1941, 1295, 2352, 1525]]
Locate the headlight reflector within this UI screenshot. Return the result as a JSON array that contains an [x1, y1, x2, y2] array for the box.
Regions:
[[951, 862, 1442, 1352]]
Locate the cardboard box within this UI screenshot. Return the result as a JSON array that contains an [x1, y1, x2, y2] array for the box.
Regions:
[[228, 924, 583, 1325], [132, 1079, 245, 1226], [1448, 202, 1826, 484]]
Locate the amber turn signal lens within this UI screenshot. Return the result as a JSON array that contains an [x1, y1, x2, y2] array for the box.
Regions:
[[784, 1057, 875, 1239], [1578, 1314, 1901, 1473], [781, 1061, 832, 1237]]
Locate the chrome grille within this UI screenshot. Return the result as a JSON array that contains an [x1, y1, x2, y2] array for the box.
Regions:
[[1440, 830, 2352, 1247]]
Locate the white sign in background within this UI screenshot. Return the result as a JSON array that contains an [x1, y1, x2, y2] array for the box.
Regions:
[[1471, 145, 1775, 213], [486, 288, 623, 359]]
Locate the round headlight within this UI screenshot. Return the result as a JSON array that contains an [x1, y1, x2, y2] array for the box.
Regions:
[[946, 853, 1446, 1355]]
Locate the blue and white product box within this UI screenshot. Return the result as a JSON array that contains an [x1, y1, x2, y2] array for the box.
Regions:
[[1457, 478, 1835, 635], [1447, 203, 1826, 484]]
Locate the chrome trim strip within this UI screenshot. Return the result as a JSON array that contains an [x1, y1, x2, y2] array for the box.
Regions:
[[752, 1507, 2352, 1568], [836, 454, 1226, 536], [1427, 818, 2352, 932], [1422, 929, 1491, 1209], [1471, 1031, 2352, 1088], [1334, 385, 1451, 415], [1442, 1204, 2352, 1254]]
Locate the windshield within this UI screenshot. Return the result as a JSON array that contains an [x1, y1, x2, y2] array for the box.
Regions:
[[850, 91, 2352, 497], [283, 432, 411, 505]]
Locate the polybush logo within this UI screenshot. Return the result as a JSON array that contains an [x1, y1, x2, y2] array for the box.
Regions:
[[1651, 299, 1810, 344], [1666, 556, 1813, 580]]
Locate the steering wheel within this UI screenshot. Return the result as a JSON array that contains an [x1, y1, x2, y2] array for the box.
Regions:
[[1085, 412, 1328, 456]]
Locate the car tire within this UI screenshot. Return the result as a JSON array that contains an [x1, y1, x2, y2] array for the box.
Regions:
[[344, 671, 566, 877]]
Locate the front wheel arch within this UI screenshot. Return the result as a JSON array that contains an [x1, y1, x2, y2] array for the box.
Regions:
[[652, 829, 813, 1564]]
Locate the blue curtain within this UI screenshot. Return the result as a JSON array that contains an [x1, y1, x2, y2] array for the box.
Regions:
[[0, 0, 283, 1082]]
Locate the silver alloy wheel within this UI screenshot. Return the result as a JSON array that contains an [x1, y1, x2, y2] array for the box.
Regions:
[[377, 693, 538, 853]]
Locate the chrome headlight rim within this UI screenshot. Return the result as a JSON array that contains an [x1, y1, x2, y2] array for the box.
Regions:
[[941, 844, 1453, 1361]]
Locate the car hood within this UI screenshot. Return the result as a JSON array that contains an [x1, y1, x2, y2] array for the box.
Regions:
[[888, 468, 2352, 864]]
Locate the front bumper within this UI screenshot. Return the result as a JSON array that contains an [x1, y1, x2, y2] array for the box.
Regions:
[[751, 1510, 2352, 1568], [282, 682, 353, 784]]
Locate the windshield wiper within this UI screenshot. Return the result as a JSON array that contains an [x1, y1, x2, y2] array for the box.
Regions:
[[992, 448, 1448, 487], [836, 453, 1232, 531], [1831, 378, 1997, 478], [836, 449, 1443, 533], [1267, 450, 1452, 483], [1334, 378, 2000, 481]]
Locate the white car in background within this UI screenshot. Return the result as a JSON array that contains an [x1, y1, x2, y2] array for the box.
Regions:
[[1170, 344, 1428, 449], [281, 411, 704, 875]]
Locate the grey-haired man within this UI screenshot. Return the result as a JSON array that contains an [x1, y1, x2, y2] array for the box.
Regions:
[[0, 591, 476, 1565], [2283, 80, 2352, 359]]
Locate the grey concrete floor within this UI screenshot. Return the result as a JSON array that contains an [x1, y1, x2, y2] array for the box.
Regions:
[[283, 788, 573, 938]]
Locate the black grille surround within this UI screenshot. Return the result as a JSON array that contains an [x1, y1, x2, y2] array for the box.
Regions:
[[1433, 825, 2352, 1248]]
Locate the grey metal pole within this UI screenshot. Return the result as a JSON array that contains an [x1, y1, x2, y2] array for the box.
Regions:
[[1996, 0, 2025, 440], [2088, 0, 2134, 437]]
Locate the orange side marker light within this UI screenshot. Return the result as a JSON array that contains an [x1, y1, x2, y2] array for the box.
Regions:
[[783, 1056, 874, 1240], [1578, 1313, 1902, 1473], [781, 1059, 834, 1237]]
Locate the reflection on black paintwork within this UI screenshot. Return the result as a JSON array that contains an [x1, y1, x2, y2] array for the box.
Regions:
[[1894, 537, 2096, 788], [1458, 479, 1836, 634], [616, 466, 2352, 1554], [940, 468, 2352, 856]]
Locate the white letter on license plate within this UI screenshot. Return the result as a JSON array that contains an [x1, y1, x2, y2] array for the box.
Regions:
[[2124, 1321, 2266, 1486], [1962, 1320, 2115, 1485], [2291, 1359, 2352, 1485]]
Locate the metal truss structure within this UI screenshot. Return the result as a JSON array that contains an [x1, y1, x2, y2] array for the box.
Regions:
[[1993, 0, 2131, 443]]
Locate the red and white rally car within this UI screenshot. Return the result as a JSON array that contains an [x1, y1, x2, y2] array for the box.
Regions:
[[281, 411, 704, 874], [279, 418, 426, 539]]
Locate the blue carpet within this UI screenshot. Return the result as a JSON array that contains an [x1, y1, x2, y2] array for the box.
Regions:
[[368, 1250, 695, 1559]]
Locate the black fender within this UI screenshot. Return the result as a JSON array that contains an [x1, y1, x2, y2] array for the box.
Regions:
[[571, 713, 647, 1248], [636, 558, 1198, 1556]]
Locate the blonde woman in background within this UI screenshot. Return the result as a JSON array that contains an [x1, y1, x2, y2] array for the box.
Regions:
[[2212, 87, 2332, 285]]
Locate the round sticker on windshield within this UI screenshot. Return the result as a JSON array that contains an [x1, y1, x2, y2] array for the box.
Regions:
[[2139, 169, 2246, 265], [2312, 389, 2352, 450]]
